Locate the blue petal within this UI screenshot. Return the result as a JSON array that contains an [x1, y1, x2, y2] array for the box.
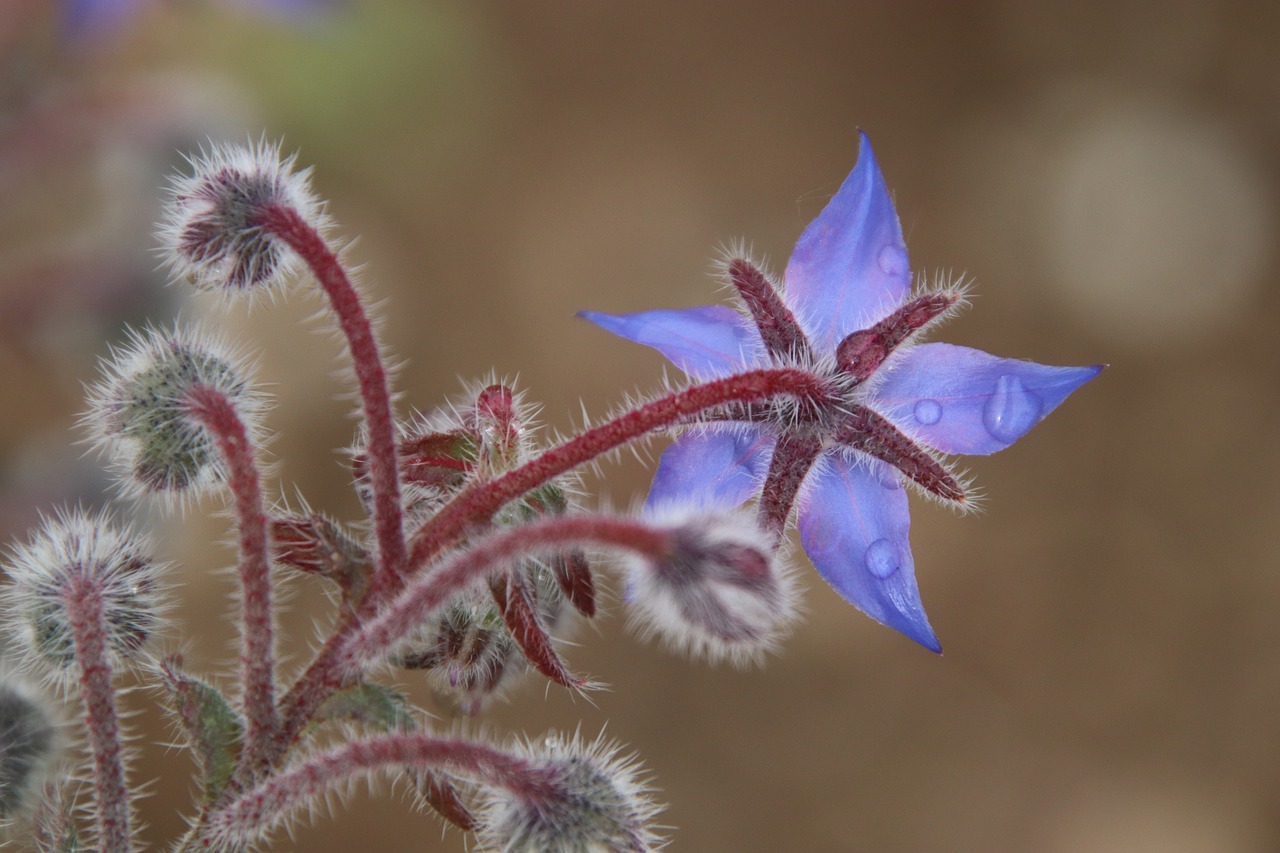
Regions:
[[873, 343, 1104, 456], [645, 427, 775, 512], [578, 306, 761, 380], [62, 0, 140, 40], [783, 132, 912, 352], [797, 455, 940, 652]]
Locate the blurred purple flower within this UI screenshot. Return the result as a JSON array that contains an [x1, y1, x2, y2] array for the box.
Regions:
[[581, 132, 1102, 651], [62, 0, 338, 41]]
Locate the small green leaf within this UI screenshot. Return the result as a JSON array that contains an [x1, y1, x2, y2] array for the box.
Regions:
[[314, 682, 415, 732], [158, 657, 243, 804]]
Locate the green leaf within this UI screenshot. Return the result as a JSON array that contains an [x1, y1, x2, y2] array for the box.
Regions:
[[313, 682, 415, 733], [158, 657, 243, 804]]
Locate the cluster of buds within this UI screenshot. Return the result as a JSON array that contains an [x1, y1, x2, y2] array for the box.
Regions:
[[0, 135, 1097, 852]]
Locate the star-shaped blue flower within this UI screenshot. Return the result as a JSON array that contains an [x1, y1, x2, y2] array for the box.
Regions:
[[581, 132, 1102, 651]]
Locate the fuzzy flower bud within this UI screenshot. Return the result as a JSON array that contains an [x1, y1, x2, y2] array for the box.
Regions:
[[0, 677, 60, 820], [474, 732, 664, 853], [84, 325, 264, 504], [625, 509, 799, 667], [160, 140, 324, 295], [0, 512, 168, 677], [398, 564, 570, 716]]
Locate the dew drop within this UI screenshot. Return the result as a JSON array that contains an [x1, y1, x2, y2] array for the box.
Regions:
[[877, 470, 902, 491], [982, 374, 1044, 443], [864, 538, 900, 579], [913, 398, 943, 425], [876, 243, 909, 277]]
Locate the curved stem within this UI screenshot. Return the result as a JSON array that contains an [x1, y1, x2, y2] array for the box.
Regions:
[[193, 734, 547, 850], [65, 575, 131, 853], [269, 367, 831, 771], [256, 203, 406, 591], [336, 515, 668, 677], [185, 384, 278, 779], [403, 367, 830, 587]]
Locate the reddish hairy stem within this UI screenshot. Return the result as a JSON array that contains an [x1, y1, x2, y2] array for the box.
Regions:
[[403, 367, 831, 584], [65, 575, 131, 853], [256, 203, 406, 589], [185, 385, 278, 778], [336, 515, 669, 676], [198, 734, 549, 850], [270, 369, 828, 760], [270, 367, 830, 769]]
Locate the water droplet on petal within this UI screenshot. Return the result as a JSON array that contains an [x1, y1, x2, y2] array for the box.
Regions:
[[982, 374, 1044, 443], [876, 243, 909, 277], [878, 470, 902, 490], [913, 398, 943, 425], [865, 538, 900, 579]]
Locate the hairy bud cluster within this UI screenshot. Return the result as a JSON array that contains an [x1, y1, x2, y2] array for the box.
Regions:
[[84, 325, 263, 504], [0, 512, 168, 678], [625, 509, 799, 667], [474, 732, 664, 853], [0, 677, 60, 820], [398, 567, 569, 716], [355, 379, 542, 520], [159, 139, 324, 295]]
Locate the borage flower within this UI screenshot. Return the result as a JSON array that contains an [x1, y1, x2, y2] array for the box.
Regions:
[[581, 132, 1101, 651]]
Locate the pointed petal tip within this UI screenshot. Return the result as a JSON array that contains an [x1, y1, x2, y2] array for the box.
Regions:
[[881, 606, 941, 653], [783, 129, 910, 348], [573, 304, 760, 379], [576, 309, 610, 325], [916, 627, 943, 655]]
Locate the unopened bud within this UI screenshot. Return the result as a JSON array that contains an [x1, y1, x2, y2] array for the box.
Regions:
[[0, 677, 60, 819], [0, 511, 169, 677], [473, 383, 524, 471], [160, 140, 324, 295], [475, 732, 664, 853], [84, 325, 263, 504], [399, 564, 569, 716], [625, 509, 799, 667]]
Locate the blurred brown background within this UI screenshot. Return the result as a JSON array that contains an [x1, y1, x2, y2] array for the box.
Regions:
[[2, 1, 1278, 850]]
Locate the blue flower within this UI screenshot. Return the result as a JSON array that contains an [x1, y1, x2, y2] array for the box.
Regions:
[[61, 0, 338, 42], [581, 132, 1101, 651]]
